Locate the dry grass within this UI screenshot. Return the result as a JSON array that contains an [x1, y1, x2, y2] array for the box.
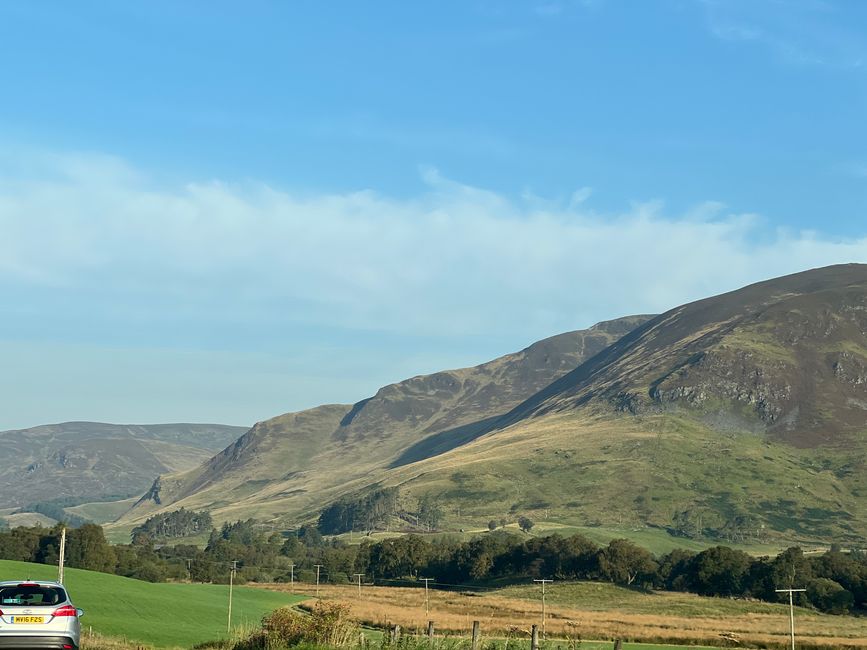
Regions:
[[257, 583, 867, 650], [80, 630, 159, 650]]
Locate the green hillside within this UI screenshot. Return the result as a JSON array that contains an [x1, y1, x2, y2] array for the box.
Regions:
[[116, 317, 652, 530], [0, 560, 303, 648]]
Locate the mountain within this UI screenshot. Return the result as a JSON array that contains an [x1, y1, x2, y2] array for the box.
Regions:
[[120, 265, 867, 546], [503, 263, 867, 445], [0, 422, 248, 508], [381, 264, 867, 544], [115, 316, 653, 528]]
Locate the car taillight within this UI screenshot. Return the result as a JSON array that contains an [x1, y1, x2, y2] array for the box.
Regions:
[[52, 606, 77, 617]]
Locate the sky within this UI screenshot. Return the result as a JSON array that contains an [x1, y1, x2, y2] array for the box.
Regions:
[[1, 0, 866, 429]]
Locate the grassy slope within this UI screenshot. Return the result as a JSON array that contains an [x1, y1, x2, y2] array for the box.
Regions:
[[66, 499, 140, 525], [113, 319, 654, 533], [0, 560, 303, 648], [382, 411, 866, 547]]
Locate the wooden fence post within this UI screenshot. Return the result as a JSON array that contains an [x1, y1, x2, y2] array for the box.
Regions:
[[613, 640, 623, 650], [531, 624, 539, 650], [471, 621, 480, 650], [427, 621, 435, 639]]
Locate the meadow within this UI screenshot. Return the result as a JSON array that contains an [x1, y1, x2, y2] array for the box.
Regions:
[[257, 581, 867, 650], [0, 560, 303, 648]]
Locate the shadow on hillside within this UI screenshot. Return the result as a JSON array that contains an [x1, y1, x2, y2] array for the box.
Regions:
[[389, 415, 503, 468]]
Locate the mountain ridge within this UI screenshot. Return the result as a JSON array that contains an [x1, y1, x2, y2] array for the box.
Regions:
[[117, 316, 653, 527], [0, 421, 247, 507]]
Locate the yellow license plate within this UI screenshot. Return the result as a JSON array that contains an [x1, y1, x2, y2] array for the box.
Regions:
[[12, 616, 44, 624]]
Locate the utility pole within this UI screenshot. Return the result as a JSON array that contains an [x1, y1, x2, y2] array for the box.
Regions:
[[354, 573, 364, 597], [287, 563, 295, 592], [57, 527, 67, 584], [533, 579, 553, 639], [419, 578, 434, 616], [776, 588, 806, 650], [227, 561, 237, 634], [314, 564, 324, 599]]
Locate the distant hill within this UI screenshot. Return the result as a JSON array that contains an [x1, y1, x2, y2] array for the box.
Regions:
[[116, 316, 652, 528], [0, 422, 247, 508]]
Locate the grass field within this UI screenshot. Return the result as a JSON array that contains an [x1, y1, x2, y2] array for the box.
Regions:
[[0, 560, 304, 648], [257, 581, 867, 649], [66, 499, 139, 525]]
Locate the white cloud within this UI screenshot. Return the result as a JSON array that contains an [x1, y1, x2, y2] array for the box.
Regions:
[[1, 149, 866, 346], [2, 148, 867, 427], [701, 0, 867, 70]]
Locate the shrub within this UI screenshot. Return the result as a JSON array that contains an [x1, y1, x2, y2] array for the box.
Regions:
[[259, 602, 360, 649]]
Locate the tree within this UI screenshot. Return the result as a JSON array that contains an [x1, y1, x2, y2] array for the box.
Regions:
[[66, 524, 116, 573], [689, 546, 752, 597], [807, 578, 854, 614], [595, 539, 657, 587], [517, 516, 534, 533], [418, 495, 444, 531]]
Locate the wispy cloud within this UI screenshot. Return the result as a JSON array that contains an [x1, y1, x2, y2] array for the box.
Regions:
[[2, 148, 867, 428], [2, 149, 866, 346], [701, 0, 866, 70]]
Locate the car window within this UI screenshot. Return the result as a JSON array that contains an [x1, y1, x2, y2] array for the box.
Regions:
[[0, 586, 67, 606]]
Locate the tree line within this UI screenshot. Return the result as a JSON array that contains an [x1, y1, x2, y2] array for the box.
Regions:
[[1, 520, 864, 615]]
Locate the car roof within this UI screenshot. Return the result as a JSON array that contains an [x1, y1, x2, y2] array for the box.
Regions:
[[0, 581, 64, 587]]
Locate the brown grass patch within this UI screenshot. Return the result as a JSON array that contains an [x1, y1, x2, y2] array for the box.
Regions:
[[256, 583, 867, 649]]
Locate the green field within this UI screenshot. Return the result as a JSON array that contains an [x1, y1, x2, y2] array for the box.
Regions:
[[0, 560, 304, 648], [66, 499, 139, 525]]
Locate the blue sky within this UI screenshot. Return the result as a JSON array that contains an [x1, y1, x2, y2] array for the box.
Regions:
[[1, 0, 866, 429]]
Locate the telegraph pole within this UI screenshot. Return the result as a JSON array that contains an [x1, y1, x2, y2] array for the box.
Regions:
[[354, 573, 364, 597], [57, 527, 67, 584], [314, 564, 324, 598], [419, 578, 434, 616], [227, 561, 238, 634], [533, 579, 553, 639], [776, 588, 806, 650], [288, 563, 295, 592]]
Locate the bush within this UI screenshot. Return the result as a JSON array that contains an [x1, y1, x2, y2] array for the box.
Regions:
[[257, 602, 359, 649]]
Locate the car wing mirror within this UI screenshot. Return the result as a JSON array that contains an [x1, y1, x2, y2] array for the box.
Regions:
[[76, 609, 84, 617]]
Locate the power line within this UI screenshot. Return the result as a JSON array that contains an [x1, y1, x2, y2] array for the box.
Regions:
[[776, 588, 806, 650], [533, 579, 553, 640], [419, 578, 434, 616], [314, 564, 324, 599], [57, 527, 67, 584], [227, 561, 238, 634]]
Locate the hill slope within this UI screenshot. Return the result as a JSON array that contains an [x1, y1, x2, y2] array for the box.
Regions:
[[0, 422, 247, 507], [119, 265, 867, 546], [116, 316, 652, 528], [503, 263, 867, 445], [382, 265, 867, 544]]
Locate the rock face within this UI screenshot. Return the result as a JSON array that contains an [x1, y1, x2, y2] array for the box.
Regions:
[[120, 315, 654, 525], [503, 264, 867, 446]]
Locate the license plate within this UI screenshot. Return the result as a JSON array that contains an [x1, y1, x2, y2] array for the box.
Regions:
[[12, 616, 44, 624]]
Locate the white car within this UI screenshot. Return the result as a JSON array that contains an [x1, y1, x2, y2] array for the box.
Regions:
[[0, 581, 83, 650]]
